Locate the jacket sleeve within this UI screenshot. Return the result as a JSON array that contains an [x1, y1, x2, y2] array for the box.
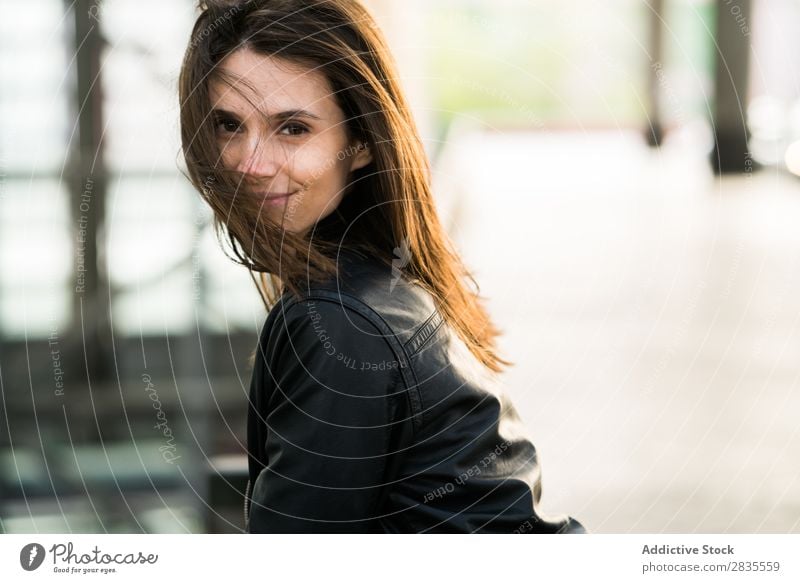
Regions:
[[247, 298, 404, 533]]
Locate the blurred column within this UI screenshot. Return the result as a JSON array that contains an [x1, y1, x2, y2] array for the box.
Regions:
[[68, 0, 111, 381], [645, 0, 665, 147], [711, 0, 753, 173]]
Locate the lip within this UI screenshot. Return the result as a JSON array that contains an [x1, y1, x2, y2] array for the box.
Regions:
[[263, 191, 298, 206]]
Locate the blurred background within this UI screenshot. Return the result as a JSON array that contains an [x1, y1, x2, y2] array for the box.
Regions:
[[1, 0, 799, 533]]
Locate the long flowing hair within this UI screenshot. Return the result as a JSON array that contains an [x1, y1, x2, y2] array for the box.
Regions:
[[178, 0, 513, 373]]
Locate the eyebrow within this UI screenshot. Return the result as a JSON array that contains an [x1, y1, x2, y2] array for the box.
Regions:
[[211, 108, 322, 122]]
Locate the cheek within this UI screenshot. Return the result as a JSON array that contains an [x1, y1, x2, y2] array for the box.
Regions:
[[217, 138, 244, 168], [297, 139, 352, 189]]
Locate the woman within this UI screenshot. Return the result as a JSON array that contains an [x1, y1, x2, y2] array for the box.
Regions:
[[179, 0, 586, 533]]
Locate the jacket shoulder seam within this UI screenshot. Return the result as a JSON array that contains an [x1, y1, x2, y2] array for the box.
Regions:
[[404, 309, 445, 357]]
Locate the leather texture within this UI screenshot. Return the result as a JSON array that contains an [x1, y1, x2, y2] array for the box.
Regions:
[[244, 248, 586, 533]]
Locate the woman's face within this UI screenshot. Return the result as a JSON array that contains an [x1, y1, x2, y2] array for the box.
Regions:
[[208, 48, 372, 234]]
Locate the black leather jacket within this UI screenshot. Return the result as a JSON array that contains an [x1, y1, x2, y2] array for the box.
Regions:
[[244, 249, 586, 533]]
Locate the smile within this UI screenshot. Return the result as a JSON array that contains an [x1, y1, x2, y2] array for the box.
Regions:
[[263, 192, 298, 206]]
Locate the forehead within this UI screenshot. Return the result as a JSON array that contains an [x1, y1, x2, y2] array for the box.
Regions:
[[208, 48, 338, 118]]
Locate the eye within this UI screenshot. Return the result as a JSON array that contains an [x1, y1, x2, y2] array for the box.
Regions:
[[215, 116, 242, 134], [280, 122, 309, 136]]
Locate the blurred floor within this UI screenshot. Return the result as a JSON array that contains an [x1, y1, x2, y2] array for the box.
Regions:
[[443, 127, 800, 533]]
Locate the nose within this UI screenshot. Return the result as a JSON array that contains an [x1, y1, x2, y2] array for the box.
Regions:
[[235, 135, 287, 178]]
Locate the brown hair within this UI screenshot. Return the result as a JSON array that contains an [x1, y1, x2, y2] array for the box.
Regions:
[[178, 0, 512, 373]]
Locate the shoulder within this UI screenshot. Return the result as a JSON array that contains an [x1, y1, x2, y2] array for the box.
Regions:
[[258, 250, 441, 436], [283, 249, 441, 351], [273, 294, 396, 356], [252, 294, 412, 438], [260, 294, 408, 395]]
